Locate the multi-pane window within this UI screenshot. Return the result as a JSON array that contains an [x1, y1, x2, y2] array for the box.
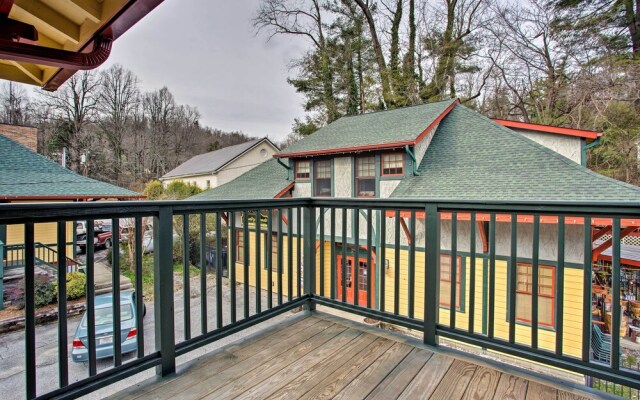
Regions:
[[270, 233, 280, 272], [295, 160, 310, 180], [236, 229, 244, 263], [358, 260, 368, 291], [439, 255, 462, 310], [516, 263, 555, 327], [314, 160, 332, 196], [356, 156, 376, 197], [382, 153, 404, 176]]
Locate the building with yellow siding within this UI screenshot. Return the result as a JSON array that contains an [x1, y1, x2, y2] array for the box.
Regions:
[[192, 99, 640, 361]]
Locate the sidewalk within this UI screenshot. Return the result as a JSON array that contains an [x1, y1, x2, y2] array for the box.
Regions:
[[94, 260, 133, 295]]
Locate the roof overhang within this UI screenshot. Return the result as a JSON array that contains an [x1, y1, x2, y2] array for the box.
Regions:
[[0, 0, 163, 91], [274, 99, 459, 159], [492, 119, 602, 141]]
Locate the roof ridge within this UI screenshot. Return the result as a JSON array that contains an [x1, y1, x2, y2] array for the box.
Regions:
[[457, 106, 640, 195], [338, 98, 456, 120]]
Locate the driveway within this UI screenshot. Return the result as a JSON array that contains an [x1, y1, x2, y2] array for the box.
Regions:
[[0, 275, 299, 400]]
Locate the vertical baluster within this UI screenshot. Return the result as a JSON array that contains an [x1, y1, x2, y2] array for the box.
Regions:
[[532, 215, 540, 349], [154, 207, 176, 376], [354, 208, 360, 306], [582, 216, 592, 362], [135, 217, 145, 355], [556, 216, 565, 356], [86, 221, 97, 376], [450, 212, 457, 329], [367, 209, 373, 309], [342, 208, 347, 303], [319, 207, 324, 298], [297, 207, 302, 298], [612, 218, 621, 371], [243, 211, 250, 319], [278, 209, 283, 305], [112, 218, 121, 367], [230, 213, 237, 323], [509, 213, 517, 344], [215, 213, 223, 328], [488, 213, 496, 339], [255, 209, 262, 313], [266, 210, 273, 309], [394, 210, 400, 315], [330, 208, 336, 300], [409, 210, 416, 319], [56, 221, 68, 387], [380, 210, 386, 312], [182, 215, 191, 340], [200, 213, 207, 334], [424, 205, 440, 346], [25, 223, 36, 400], [469, 212, 476, 334], [287, 208, 293, 302]]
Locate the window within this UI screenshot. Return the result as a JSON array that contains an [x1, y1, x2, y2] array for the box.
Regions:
[[382, 153, 404, 176], [295, 161, 310, 180], [355, 156, 376, 197], [269, 233, 280, 271], [516, 263, 555, 327], [206, 180, 211, 189], [314, 160, 332, 196], [236, 229, 244, 263], [440, 255, 462, 310]]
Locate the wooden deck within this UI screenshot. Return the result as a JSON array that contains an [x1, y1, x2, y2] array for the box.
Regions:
[[109, 312, 599, 400]]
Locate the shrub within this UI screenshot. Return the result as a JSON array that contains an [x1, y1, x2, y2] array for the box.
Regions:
[[65, 272, 86, 300], [34, 275, 56, 307], [143, 180, 164, 200]]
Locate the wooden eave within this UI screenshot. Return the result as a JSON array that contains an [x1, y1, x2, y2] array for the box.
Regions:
[[0, 0, 163, 90], [492, 119, 602, 141]]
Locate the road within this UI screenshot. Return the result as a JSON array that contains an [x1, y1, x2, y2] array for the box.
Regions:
[[0, 275, 298, 400]]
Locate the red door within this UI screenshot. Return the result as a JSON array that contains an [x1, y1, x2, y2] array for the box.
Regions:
[[337, 255, 373, 306]]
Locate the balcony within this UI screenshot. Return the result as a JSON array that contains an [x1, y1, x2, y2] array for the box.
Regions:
[[0, 198, 638, 399]]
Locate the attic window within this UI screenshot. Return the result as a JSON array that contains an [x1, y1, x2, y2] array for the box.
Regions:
[[295, 161, 310, 180], [382, 153, 404, 176]]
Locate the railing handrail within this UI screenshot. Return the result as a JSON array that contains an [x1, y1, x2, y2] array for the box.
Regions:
[[1, 197, 639, 224]]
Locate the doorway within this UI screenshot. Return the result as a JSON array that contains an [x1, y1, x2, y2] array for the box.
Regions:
[[337, 255, 374, 306]]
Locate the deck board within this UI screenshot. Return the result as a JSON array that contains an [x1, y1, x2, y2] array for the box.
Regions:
[[107, 313, 598, 400]]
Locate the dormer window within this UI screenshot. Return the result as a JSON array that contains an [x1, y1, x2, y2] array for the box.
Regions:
[[356, 156, 376, 197], [314, 160, 332, 196], [382, 153, 404, 176], [295, 160, 310, 180]]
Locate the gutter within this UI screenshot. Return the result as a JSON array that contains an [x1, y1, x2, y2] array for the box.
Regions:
[[582, 137, 602, 167], [404, 145, 420, 176]]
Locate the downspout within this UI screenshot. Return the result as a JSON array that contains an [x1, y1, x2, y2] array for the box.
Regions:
[[404, 145, 420, 176], [582, 137, 602, 167], [276, 158, 291, 180]]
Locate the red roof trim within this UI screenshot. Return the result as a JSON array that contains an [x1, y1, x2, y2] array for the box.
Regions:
[[492, 119, 602, 140], [275, 99, 459, 159], [1, 195, 144, 201], [274, 182, 295, 198]]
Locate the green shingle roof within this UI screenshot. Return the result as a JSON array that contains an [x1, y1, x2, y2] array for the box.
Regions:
[[190, 159, 290, 200], [391, 105, 640, 201], [0, 135, 140, 199], [277, 99, 456, 157]]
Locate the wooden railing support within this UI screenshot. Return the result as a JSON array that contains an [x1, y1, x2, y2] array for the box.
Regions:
[[424, 204, 440, 346], [154, 206, 176, 376], [303, 205, 316, 311]]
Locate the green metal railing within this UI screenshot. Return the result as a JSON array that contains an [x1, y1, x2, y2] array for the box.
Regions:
[[0, 198, 638, 399], [2, 242, 81, 273]]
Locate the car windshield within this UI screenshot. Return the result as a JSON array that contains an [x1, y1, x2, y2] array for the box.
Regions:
[[98, 224, 112, 233], [82, 303, 134, 327]]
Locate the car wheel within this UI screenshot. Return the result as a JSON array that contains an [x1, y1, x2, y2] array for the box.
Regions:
[[104, 239, 112, 249], [143, 304, 147, 317]]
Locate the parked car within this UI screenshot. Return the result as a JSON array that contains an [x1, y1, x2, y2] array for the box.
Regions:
[[71, 291, 145, 363], [120, 222, 153, 242], [76, 221, 114, 254]]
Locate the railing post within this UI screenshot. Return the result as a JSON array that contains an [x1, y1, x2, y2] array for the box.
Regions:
[[154, 206, 176, 376], [303, 204, 316, 311], [424, 204, 440, 346]]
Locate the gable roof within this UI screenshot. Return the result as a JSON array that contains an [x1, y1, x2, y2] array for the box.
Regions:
[[161, 138, 276, 180], [0, 135, 140, 200], [275, 99, 457, 158], [190, 159, 291, 200], [391, 105, 640, 202]]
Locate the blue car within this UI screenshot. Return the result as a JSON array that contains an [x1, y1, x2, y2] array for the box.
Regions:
[[72, 291, 144, 363]]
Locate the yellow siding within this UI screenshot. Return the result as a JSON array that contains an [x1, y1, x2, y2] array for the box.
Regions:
[[6, 221, 75, 263]]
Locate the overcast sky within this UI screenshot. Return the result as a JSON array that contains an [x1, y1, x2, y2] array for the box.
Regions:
[[100, 0, 307, 141]]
